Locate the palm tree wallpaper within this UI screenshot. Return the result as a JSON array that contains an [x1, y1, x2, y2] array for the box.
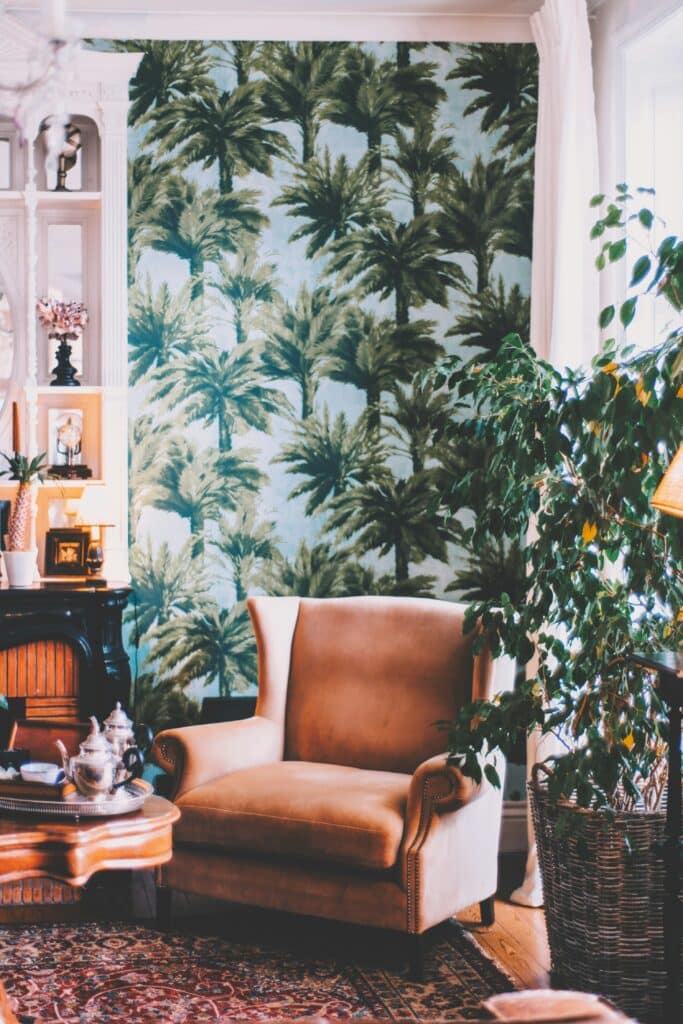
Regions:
[[106, 39, 538, 728]]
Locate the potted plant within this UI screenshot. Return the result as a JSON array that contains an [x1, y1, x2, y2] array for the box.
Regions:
[[437, 188, 682, 1023], [0, 452, 47, 587]]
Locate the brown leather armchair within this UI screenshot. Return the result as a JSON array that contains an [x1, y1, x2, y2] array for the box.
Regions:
[[153, 596, 507, 971]]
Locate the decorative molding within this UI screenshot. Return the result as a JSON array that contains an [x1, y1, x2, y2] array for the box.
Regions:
[[6, 8, 536, 43]]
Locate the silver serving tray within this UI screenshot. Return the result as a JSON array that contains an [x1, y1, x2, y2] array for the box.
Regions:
[[0, 778, 153, 818]]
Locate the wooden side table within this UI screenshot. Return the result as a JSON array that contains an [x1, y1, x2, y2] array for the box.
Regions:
[[0, 795, 179, 890]]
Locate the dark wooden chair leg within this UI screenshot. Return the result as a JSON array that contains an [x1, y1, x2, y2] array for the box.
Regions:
[[408, 932, 426, 982], [156, 884, 172, 930], [479, 895, 495, 926]]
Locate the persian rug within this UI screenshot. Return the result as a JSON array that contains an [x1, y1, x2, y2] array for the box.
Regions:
[[0, 916, 514, 1023]]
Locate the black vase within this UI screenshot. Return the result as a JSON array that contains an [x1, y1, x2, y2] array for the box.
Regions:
[[50, 333, 80, 387]]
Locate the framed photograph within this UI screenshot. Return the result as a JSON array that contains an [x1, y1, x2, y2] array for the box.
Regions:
[[48, 408, 84, 467], [44, 528, 90, 576]]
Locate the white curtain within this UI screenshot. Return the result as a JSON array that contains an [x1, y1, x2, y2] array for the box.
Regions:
[[529, 0, 600, 368], [510, 0, 600, 908]]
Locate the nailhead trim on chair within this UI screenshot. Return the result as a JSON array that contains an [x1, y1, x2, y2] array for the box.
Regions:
[[406, 774, 456, 933], [157, 738, 177, 770]]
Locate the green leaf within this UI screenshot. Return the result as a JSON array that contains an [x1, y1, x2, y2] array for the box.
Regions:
[[638, 208, 654, 229], [608, 239, 627, 263], [620, 297, 638, 328], [599, 305, 615, 329], [484, 763, 501, 789], [630, 255, 651, 286], [590, 194, 606, 207], [595, 253, 606, 271]]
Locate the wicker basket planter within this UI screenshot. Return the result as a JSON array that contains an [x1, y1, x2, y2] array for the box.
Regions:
[[529, 765, 681, 1023]]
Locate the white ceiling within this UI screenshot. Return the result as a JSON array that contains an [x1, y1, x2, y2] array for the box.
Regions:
[[5, 0, 607, 42], [5, 1, 551, 14]]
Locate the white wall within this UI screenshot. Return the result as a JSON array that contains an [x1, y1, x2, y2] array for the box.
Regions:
[[591, 0, 683, 191]]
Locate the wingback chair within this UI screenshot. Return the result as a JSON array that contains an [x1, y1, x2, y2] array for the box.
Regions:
[[152, 596, 507, 973]]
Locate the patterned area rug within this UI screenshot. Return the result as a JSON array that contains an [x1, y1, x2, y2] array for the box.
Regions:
[[0, 916, 514, 1022]]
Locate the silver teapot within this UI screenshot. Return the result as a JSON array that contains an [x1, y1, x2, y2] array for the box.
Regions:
[[55, 716, 144, 802], [103, 702, 152, 786]]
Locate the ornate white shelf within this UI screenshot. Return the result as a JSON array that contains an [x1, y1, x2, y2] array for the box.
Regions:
[[0, 17, 140, 581], [35, 385, 103, 396], [37, 191, 101, 207]]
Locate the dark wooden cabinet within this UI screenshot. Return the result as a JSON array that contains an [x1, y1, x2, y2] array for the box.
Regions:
[[0, 582, 132, 919], [0, 582, 132, 735]]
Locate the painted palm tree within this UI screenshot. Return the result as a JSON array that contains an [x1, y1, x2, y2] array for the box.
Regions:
[[274, 405, 387, 516], [387, 121, 458, 218], [273, 148, 387, 258], [211, 246, 280, 345], [395, 42, 449, 69], [265, 540, 353, 597], [153, 342, 283, 451], [327, 311, 443, 433], [447, 276, 530, 358], [133, 672, 201, 733], [128, 276, 206, 385], [220, 42, 262, 86], [149, 601, 257, 696], [499, 171, 533, 261], [343, 561, 436, 598], [323, 49, 445, 175], [128, 154, 176, 286], [211, 505, 280, 602], [128, 415, 176, 545], [149, 441, 261, 556], [328, 213, 465, 325], [146, 178, 265, 300], [385, 375, 451, 474], [446, 535, 526, 606], [261, 284, 346, 419], [447, 43, 538, 156], [257, 42, 346, 163], [144, 82, 292, 193], [111, 40, 217, 125], [126, 537, 209, 640], [437, 156, 518, 293], [327, 470, 451, 582]]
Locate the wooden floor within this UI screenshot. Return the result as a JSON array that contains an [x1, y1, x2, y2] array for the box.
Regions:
[[82, 852, 550, 992]]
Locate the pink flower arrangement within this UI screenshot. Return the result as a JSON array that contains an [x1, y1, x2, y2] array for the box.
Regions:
[[37, 298, 88, 338]]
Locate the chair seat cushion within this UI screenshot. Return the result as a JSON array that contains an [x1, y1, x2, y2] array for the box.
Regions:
[[175, 761, 410, 870]]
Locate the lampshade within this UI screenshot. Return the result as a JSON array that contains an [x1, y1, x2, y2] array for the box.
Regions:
[[78, 485, 115, 527], [652, 444, 683, 519]]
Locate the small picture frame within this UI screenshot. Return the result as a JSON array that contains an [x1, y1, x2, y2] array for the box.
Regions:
[[44, 528, 90, 576]]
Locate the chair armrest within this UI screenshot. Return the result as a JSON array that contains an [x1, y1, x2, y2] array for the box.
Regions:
[[400, 752, 479, 889], [152, 715, 283, 800]]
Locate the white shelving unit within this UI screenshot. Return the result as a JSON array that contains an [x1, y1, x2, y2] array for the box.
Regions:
[[0, 17, 140, 580]]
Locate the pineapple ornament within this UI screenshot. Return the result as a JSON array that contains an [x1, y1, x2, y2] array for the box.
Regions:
[[0, 452, 47, 587]]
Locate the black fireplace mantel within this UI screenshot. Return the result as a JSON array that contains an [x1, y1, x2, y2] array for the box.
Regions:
[[0, 582, 132, 723]]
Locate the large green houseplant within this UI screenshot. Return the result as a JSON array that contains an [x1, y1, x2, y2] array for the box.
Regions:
[[439, 189, 682, 1020]]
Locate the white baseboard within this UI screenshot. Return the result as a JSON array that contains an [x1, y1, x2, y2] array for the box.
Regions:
[[500, 799, 528, 854]]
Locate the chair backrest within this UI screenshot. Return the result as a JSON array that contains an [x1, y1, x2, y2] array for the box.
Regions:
[[283, 596, 487, 774]]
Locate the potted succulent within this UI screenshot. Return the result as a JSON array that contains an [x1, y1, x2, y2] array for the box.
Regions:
[[438, 188, 682, 1022], [0, 452, 47, 587]]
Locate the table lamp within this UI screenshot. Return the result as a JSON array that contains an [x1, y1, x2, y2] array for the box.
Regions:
[[652, 443, 683, 519], [78, 486, 114, 579]]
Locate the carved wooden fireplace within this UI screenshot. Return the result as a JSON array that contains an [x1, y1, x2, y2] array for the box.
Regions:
[[0, 581, 131, 919]]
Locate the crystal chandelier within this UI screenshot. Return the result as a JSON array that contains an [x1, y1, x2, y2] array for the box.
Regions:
[[0, 1, 81, 172]]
